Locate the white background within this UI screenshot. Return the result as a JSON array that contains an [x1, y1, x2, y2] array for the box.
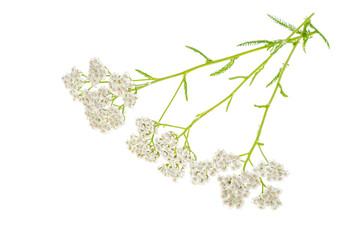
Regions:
[[1, 0, 361, 239]]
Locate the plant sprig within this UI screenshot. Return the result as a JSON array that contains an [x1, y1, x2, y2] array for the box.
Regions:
[[62, 13, 329, 210]]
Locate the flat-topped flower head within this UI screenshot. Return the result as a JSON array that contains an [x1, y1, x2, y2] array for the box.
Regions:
[[136, 118, 157, 138], [158, 147, 195, 181], [154, 131, 178, 159], [62, 67, 85, 101], [218, 175, 249, 208], [109, 73, 138, 108], [253, 186, 282, 209], [158, 161, 186, 181], [88, 58, 107, 86], [212, 149, 242, 171], [176, 147, 196, 163], [254, 161, 288, 181], [190, 161, 218, 185], [126, 134, 160, 162]]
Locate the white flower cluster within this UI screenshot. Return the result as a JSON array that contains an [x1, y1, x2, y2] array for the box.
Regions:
[[88, 58, 107, 86], [62, 67, 85, 100], [135, 118, 158, 138], [127, 120, 288, 209], [109, 73, 137, 108], [253, 186, 282, 209], [254, 161, 288, 181], [189, 150, 243, 185], [190, 161, 218, 184], [218, 171, 260, 208], [212, 150, 243, 171], [155, 132, 195, 181], [154, 131, 178, 159], [127, 135, 159, 162], [127, 118, 159, 162], [81, 88, 125, 132], [158, 147, 194, 181], [128, 120, 198, 181], [62, 58, 138, 132]]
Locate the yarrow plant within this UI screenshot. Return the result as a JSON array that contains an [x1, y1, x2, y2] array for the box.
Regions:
[[62, 13, 329, 210]]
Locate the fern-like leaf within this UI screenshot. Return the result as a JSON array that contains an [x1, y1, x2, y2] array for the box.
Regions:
[[302, 23, 309, 53], [229, 76, 247, 80], [249, 63, 265, 86], [267, 14, 302, 34], [210, 58, 237, 76], [182, 75, 188, 101], [278, 83, 288, 97], [266, 68, 281, 88], [237, 40, 272, 47], [254, 104, 269, 108], [186, 45, 212, 63], [309, 23, 330, 49], [135, 69, 154, 79]]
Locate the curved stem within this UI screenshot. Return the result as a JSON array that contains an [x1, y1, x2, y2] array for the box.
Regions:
[[258, 144, 269, 163]]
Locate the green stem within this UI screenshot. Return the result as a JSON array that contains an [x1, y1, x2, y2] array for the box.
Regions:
[[134, 33, 316, 91], [136, 45, 269, 90], [177, 39, 284, 138], [258, 144, 269, 163], [158, 78, 184, 122], [156, 123, 186, 130], [243, 38, 302, 171], [259, 177, 266, 193], [240, 14, 315, 171]]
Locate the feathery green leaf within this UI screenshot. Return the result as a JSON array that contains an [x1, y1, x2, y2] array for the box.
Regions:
[[254, 104, 269, 108], [266, 68, 281, 88], [301, 21, 311, 53], [186, 45, 212, 63], [249, 63, 265, 86], [266, 63, 289, 88], [237, 40, 273, 47], [182, 75, 188, 101], [278, 83, 288, 97], [267, 14, 302, 34], [309, 23, 330, 49], [135, 69, 154, 79], [210, 57, 237, 76], [229, 76, 247, 80]]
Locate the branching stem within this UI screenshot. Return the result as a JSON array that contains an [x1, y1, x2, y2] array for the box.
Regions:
[[243, 38, 301, 171]]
